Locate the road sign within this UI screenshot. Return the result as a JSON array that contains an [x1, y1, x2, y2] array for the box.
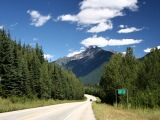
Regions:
[[115, 89, 128, 109], [118, 89, 126, 95]]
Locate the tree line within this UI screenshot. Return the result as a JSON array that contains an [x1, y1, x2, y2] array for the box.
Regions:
[[99, 47, 160, 108], [0, 29, 84, 100]]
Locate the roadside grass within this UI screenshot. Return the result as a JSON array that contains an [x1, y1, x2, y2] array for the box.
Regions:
[[92, 99, 160, 120], [0, 96, 86, 113]]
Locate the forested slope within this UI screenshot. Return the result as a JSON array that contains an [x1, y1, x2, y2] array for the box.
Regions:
[[0, 29, 84, 100], [100, 47, 160, 108]]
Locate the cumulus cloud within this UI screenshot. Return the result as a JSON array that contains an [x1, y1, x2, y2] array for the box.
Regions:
[[144, 48, 151, 53], [81, 35, 142, 47], [118, 27, 143, 33], [144, 46, 160, 53], [58, 0, 138, 33], [76, 8, 123, 25], [87, 21, 113, 33], [57, 14, 78, 22], [27, 10, 51, 27], [0, 25, 4, 30], [119, 24, 127, 28], [67, 47, 86, 57], [44, 54, 54, 60], [80, 0, 138, 11]]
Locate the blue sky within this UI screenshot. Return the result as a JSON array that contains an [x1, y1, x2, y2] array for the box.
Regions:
[[0, 0, 160, 61]]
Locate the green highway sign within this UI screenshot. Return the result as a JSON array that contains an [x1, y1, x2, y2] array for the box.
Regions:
[[115, 89, 128, 108], [118, 89, 126, 95]]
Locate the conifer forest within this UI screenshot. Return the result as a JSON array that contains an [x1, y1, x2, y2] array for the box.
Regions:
[[0, 29, 84, 100]]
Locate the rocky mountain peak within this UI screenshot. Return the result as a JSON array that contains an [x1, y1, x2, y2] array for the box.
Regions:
[[84, 46, 102, 53], [54, 46, 114, 84], [73, 46, 103, 60], [55, 46, 103, 66]]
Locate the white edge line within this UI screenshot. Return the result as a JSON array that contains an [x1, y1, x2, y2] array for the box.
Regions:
[[63, 108, 78, 120]]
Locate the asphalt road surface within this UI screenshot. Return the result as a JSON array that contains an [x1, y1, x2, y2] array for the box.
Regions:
[[0, 94, 96, 120]]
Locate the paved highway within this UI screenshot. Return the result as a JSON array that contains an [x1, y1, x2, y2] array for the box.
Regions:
[[0, 94, 96, 120]]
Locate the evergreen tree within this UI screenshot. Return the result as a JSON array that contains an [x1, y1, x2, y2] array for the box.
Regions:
[[30, 53, 41, 98], [11, 41, 23, 96], [40, 61, 51, 98], [35, 43, 45, 64], [0, 29, 84, 101], [0, 29, 14, 97], [21, 55, 31, 97]]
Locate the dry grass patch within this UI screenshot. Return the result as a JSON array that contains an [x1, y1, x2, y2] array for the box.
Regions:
[[0, 97, 86, 113], [92, 101, 160, 120]]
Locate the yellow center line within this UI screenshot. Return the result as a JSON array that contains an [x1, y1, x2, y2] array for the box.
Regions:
[[21, 109, 54, 120]]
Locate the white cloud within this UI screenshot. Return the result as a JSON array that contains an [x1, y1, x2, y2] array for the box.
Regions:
[[44, 54, 54, 59], [122, 52, 126, 55], [119, 24, 127, 28], [76, 27, 84, 31], [119, 25, 125, 28], [118, 27, 143, 33], [68, 49, 73, 52], [11, 23, 18, 27], [144, 46, 160, 53], [77, 8, 123, 25], [0, 25, 4, 30], [81, 35, 142, 47], [58, 0, 138, 33], [67, 51, 82, 57], [67, 47, 86, 57], [87, 21, 113, 33], [33, 38, 38, 41], [80, 46, 86, 50], [80, 0, 138, 11], [144, 48, 151, 53], [58, 14, 78, 22], [27, 10, 51, 27]]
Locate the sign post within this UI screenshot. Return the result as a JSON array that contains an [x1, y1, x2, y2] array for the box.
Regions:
[[115, 89, 128, 108]]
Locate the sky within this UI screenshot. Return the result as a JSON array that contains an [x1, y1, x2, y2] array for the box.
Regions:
[[0, 0, 160, 61]]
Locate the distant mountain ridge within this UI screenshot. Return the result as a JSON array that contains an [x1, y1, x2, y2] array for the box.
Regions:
[[55, 46, 114, 84], [56, 46, 103, 66]]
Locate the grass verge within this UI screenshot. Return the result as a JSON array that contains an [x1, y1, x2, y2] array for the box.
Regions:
[[92, 99, 160, 120], [0, 96, 86, 113]]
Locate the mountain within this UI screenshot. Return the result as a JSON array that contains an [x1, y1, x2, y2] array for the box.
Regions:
[[55, 46, 114, 85]]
